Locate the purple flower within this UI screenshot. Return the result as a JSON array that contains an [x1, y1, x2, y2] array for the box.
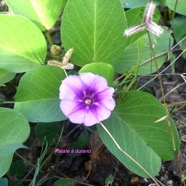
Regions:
[[59, 73, 115, 126]]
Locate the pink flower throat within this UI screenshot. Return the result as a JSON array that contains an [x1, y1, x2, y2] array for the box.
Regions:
[[84, 97, 93, 106]]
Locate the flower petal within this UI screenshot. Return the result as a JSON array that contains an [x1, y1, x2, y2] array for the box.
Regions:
[[60, 99, 86, 116], [60, 100, 86, 124], [80, 73, 98, 86], [84, 109, 100, 126], [100, 98, 115, 111], [96, 87, 115, 100], [67, 108, 87, 124], [91, 104, 112, 122], [59, 75, 84, 100], [80, 73, 108, 92], [60, 100, 79, 116], [93, 76, 110, 92]]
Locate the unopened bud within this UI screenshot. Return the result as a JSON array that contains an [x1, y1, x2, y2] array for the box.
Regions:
[[51, 45, 62, 56]]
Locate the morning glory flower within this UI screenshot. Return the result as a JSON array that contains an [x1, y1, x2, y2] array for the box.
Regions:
[[59, 73, 115, 126]]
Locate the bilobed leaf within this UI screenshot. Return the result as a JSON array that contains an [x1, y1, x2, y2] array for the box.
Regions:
[[79, 63, 114, 86], [97, 91, 179, 177], [61, 0, 127, 67], [0, 108, 30, 178], [14, 66, 66, 122], [6, 0, 64, 30], [115, 28, 171, 75], [0, 15, 46, 73], [167, 0, 186, 16], [0, 69, 15, 86]]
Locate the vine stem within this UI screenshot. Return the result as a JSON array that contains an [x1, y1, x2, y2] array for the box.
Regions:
[[168, 0, 178, 51], [44, 30, 54, 47], [99, 122, 160, 186], [146, 31, 176, 152], [116, 36, 186, 83], [138, 47, 186, 91]]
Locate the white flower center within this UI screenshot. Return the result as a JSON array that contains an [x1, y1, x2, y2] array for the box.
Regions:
[[84, 97, 93, 106]]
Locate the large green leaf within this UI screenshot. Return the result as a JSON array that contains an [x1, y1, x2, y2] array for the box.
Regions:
[[97, 91, 179, 177], [0, 15, 46, 73], [6, 0, 64, 30], [14, 66, 66, 122], [173, 17, 186, 41], [0, 69, 15, 86], [61, 0, 127, 67], [0, 108, 30, 178], [121, 0, 162, 8], [115, 28, 171, 75], [79, 63, 114, 86], [121, 0, 149, 8], [173, 17, 186, 58], [167, 0, 186, 16]]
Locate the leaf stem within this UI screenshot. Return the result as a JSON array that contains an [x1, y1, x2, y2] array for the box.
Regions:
[[44, 30, 54, 47]]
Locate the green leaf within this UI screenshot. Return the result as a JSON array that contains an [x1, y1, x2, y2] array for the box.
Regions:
[[158, 0, 166, 6], [79, 63, 114, 86], [35, 123, 61, 143], [173, 17, 186, 58], [105, 175, 114, 186], [167, 0, 186, 16], [121, 0, 148, 8], [115, 28, 171, 75], [9, 160, 26, 177], [61, 0, 127, 67], [77, 131, 90, 146], [9, 180, 22, 186], [0, 108, 30, 178], [6, 0, 64, 30], [0, 178, 8, 186], [54, 178, 74, 186], [0, 69, 15, 86], [62, 0, 68, 9], [0, 15, 46, 73], [173, 17, 186, 41], [97, 91, 179, 177], [121, 0, 161, 8], [14, 66, 66, 122]]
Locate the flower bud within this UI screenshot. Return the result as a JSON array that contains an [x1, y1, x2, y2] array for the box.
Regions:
[[51, 45, 61, 56]]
